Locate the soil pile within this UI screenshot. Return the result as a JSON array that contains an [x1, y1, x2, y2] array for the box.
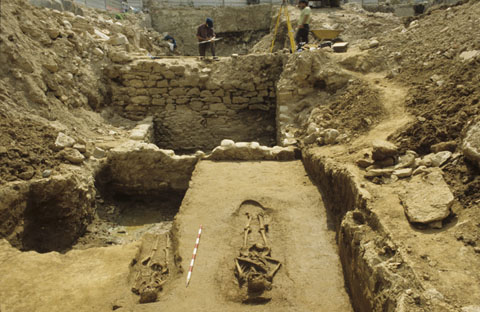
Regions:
[[0, 0, 168, 184], [380, 1, 480, 155], [376, 1, 480, 241]]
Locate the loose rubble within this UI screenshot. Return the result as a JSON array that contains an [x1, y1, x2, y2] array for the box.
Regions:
[[205, 140, 298, 161]]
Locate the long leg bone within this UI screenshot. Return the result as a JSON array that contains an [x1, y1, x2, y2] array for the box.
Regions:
[[148, 235, 161, 266], [243, 213, 252, 249], [161, 233, 170, 274], [142, 235, 161, 266], [258, 214, 268, 247]]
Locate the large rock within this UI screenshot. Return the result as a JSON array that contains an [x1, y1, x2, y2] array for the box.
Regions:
[[400, 169, 453, 227], [372, 140, 398, 161], [463, 121, 480, 168]]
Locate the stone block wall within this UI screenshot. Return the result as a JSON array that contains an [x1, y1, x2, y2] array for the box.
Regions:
[[107, 54, 285, 151]]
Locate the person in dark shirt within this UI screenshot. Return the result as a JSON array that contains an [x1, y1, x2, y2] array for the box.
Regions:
[[196, 18, 217, 59]]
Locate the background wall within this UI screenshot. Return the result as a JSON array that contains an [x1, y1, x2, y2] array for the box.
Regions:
[[148, 4, 276, 55]]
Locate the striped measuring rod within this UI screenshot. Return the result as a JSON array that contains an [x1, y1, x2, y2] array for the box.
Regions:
[[186, 224, 203, 287]]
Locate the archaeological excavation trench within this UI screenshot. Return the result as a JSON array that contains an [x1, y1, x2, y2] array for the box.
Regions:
[[4, 0, 480, 310], [0, 50, 424, 312], [0, 54, 408, 311]]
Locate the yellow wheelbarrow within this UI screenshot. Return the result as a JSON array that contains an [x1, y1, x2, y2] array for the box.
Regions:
[[310, 29, 343, 41]]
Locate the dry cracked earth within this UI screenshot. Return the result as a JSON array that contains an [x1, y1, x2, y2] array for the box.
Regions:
[[0, 0, 479, 311]]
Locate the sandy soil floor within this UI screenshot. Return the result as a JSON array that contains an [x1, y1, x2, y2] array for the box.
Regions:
[[138, 160, 353, 311], [0, 239, 138, 312]]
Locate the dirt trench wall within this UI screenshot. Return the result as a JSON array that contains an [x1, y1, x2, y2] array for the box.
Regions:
[[0, 171, 95, 253], [302, 148, 426, 312], [147, 4, 274, 56], [107, 54, 284, 151]]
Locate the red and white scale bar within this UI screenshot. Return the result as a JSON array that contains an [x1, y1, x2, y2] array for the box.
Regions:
[[186, 224, 203, 287]]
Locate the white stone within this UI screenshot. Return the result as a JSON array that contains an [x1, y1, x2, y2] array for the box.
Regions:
[[459, 50, 480, 61], [250, 142, 260, 148], [93, 48, 104, 56], [234, 142, 249, 148], [393, 168, 413, 178], [94, 28, 110, 41], [55, 132, 75, 149], [368, 39, 379, 48], [220, 139, 235, 147]]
